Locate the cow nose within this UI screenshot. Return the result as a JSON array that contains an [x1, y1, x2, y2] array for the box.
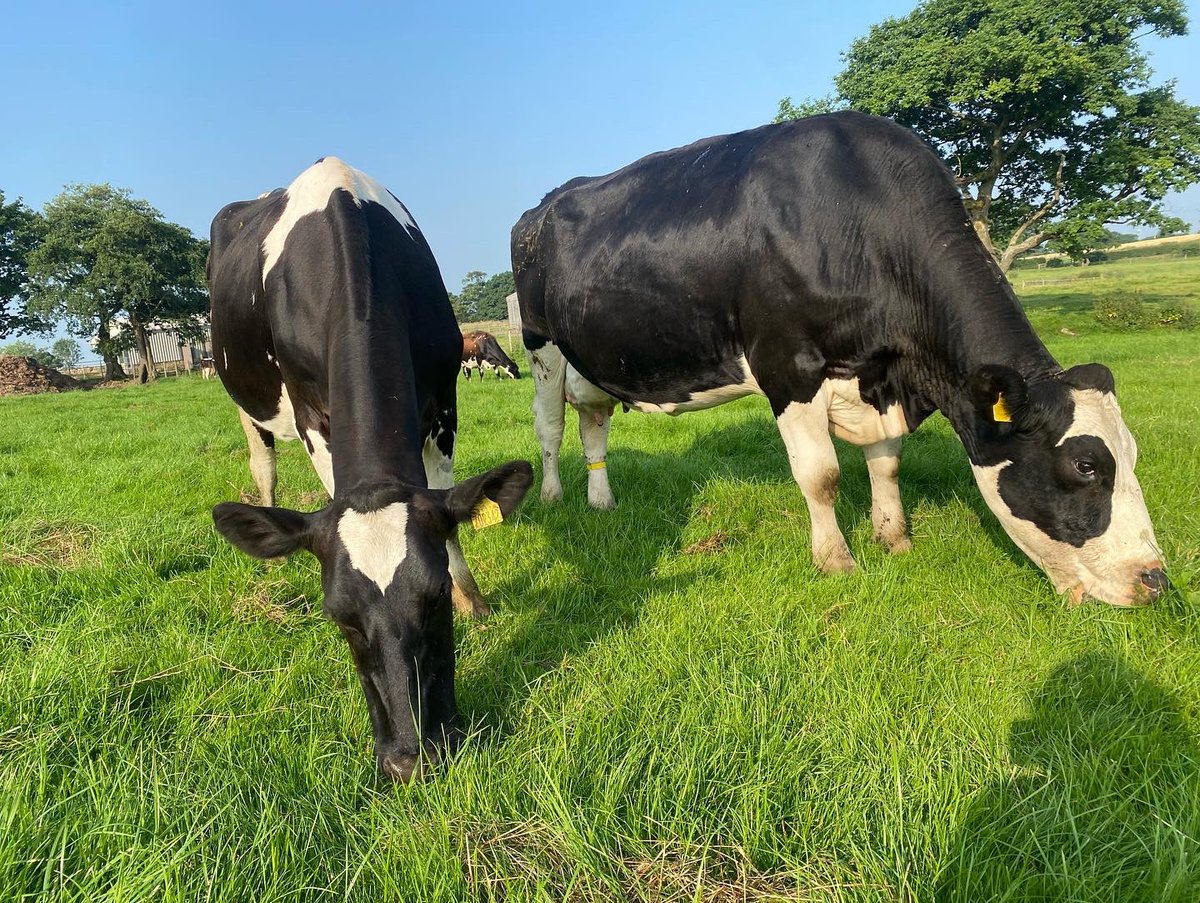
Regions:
[[1138, 568, 1169, 600]]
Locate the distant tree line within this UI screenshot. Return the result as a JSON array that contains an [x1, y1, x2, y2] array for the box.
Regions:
[[0, 337, 82, 370], [776, 0, 1200, 270], [0, 185, 208, 380], [449, 270, 515, 322]]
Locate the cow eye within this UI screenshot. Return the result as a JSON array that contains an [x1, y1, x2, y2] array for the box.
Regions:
[[1073, 459, 1096, 478]]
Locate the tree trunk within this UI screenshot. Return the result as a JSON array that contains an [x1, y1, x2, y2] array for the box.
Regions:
[[961, 193, 1004, 270], [130, 313, 156, 382], [95, 317, 127, 381]]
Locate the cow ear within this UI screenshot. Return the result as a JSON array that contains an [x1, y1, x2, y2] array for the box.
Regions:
[[1062, 363, 1115, 395], [969, 364, 1027, 425], [443, 460, 534, 527], [212, 502, 314, 559]]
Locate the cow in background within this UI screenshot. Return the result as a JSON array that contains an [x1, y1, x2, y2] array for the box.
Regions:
[[207, 157, 532, 781], [462, 330, 520, 379]]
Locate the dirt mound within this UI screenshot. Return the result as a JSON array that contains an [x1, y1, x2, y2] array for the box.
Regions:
[[0, 355, 80, 396]]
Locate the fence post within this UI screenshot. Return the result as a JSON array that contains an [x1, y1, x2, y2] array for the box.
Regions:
[[505, 292, 521, 356]]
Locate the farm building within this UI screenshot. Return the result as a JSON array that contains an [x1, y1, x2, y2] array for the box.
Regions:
[[115, 324, 213, 375]]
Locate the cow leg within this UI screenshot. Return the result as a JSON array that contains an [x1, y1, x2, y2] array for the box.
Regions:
[[864, 437, 911, 553], [423, 419, 489, 618], [775, 399, 855, 573], [238, 408, 277, 506], [564, 376, 616, 512], [528, 340, 568, 503], [578, 405, 615, 510]]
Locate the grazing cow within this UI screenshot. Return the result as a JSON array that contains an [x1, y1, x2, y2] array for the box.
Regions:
[[207, 157, 532, 781], [462, 330, 520, 380], [512, 112, 1166, 607]]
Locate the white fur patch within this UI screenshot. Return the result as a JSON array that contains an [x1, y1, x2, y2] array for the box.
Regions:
[[261, 157, 418, 283], [822, 378, 908, 445], [305, 428, 335, 495], [565, 363, 616, 409], [422, 430, 455, 490], [632, 356, 763, 414], [337, 503, 410, 594], [250, 384, 299, 440]]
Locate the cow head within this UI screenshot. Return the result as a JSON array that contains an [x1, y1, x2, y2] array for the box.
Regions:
[[965, 363, 1165, 606], [212, 460, 532, 780], [502, 361, 520, 379]]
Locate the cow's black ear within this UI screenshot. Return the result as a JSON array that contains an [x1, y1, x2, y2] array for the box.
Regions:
[[213, 502, 313, 559], [1062, 363, 1115, 395], [969, 364, 1027, 424], [443, 460, 534, 527]]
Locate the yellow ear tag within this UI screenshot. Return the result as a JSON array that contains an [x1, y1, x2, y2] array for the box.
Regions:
[[992, 393, 1012, 423], [470, 497, 504, 530]]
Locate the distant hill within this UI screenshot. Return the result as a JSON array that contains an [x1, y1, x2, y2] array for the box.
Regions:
[[1015, 233, 1200, 269]]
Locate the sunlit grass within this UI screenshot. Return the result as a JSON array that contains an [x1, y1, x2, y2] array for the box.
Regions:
[[1012, 252, 1200, 335], [1, 274, 1198, 900]]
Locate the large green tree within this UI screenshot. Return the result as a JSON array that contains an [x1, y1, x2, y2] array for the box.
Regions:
[[451, 270, 516, 322], [0, 191, 46, 339], [27, 184, 208, 381], [779, 0, 1200, 271]]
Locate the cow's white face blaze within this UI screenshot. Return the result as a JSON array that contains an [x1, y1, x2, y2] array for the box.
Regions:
[[967, 364, 1165, 607], [337, 502, 410, 593]]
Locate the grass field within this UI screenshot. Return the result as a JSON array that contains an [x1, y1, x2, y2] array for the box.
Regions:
[[2, 254, 1199, 901]]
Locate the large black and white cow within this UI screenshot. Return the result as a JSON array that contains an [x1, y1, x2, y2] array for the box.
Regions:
[[512, 112, 1167, 607], [207, 157, 532, 781]]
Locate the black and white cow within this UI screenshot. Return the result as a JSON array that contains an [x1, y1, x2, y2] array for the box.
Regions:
[[462, 330, 520, 380], [207, 157, 532, 781], [512, 113, 1167, 607]]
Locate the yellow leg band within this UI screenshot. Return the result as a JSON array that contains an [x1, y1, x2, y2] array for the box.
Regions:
[[587, 460, 607, 471]]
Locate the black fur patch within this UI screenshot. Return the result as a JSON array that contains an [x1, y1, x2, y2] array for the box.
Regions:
[[997, 434, 1115, 547]]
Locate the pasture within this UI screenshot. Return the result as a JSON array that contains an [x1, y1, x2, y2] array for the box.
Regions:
[[2, 257, 1199, 901]]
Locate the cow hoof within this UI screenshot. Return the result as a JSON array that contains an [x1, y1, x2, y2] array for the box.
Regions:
[[540, 484, 563, 504], [815, 548, 857, 574], [877, 532, 913, 554], [379, 753, 424, 783], [588, 494, 617, 511], [452, 584, 491, 618]]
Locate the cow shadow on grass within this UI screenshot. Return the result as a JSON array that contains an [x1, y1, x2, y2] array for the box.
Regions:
[[458, 411, 1037, 738], [935, 652, 1200, 902]]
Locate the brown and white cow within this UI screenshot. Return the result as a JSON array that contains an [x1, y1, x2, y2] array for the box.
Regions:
[[462, 330, 520, 380]]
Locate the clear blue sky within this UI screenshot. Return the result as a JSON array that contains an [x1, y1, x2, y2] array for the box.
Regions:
[[3, 0, 1199, 299]]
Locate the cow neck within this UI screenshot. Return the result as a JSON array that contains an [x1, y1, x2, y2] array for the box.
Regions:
[[914, 248, 1061, 444], [326, 324, 428, 492]]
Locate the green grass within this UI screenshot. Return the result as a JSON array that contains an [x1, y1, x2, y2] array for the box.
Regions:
[[1012, 252, 1200, 335], [2, 263, 1199, 901]]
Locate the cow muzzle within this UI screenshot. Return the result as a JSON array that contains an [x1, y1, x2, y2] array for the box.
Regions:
[[376, 732, 459, 783], [1066, 563, 1170, 607]]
